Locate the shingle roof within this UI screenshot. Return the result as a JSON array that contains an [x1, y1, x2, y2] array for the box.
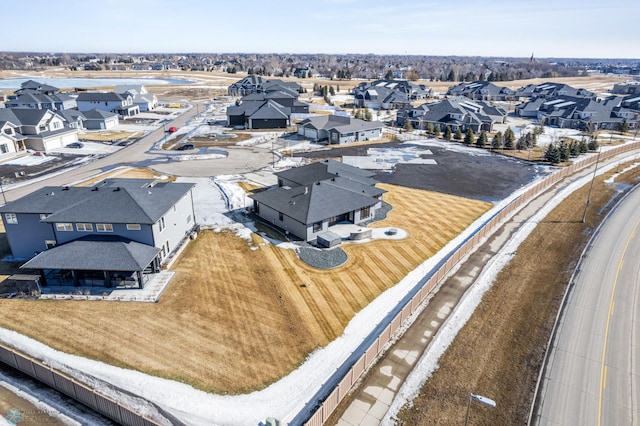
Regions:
[[76, 92, 127, 102], [250, 179, 380, 224], [21, 235, 160, 271], [82, 109, 118, 120], [0, 179, 194, 224], [275, 159, 375, 186]]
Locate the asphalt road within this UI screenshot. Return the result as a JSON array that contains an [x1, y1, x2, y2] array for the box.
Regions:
[[535, 185, 640, 426]]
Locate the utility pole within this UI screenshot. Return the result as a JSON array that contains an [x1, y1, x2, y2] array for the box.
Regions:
[[582, 147, 602, 223]]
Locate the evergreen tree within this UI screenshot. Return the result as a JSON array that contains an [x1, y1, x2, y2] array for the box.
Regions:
[[619, 118, 629, 134], [433, 125, 441, 138], [454, 127, 463, 140], [504, 127, 515, 149], [364, 108, 373, 121], [569, 140, 581, 157], [426, 122, 434, 135], [559, 140, 571, 161], [464, 128, 475, 144], [492, 131, 503, 149], [476, 131, 488, 148], [588, 136, 599, 151], [579, 137, 588, 154], [329, 86, 336, 96], [544, 143, 561, 164], [403, 119, 414, 132], [444, 125, 452, 140], [336, 85, 340, 93]]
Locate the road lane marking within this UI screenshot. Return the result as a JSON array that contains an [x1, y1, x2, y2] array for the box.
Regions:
[[598, 219, 639, 425]]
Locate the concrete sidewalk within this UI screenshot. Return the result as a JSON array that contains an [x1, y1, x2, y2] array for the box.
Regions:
[[332, 162, 601, 426]]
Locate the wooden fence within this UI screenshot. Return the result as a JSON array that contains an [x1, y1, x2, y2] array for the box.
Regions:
[[302, 141, 640, 425]]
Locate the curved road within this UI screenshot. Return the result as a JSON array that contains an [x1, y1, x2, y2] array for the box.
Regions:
[[536, 185, 640, 425]]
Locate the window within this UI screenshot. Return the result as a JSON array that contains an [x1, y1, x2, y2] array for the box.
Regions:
[[40, 213, 49, 221], [45, 240, 56, 249], [127, 224, 141, 230], [53, 121, 61, 129], [279, 212, 284, 221], [76, 223, 93, 232], [97, 223, 113, 232], [4, 213, 18, 224], [39, 124, 46, 132], [186, 215, 192, 224], [313, 221, 322, 233], [159, 217, 165, 232], [56, 223, 73, 231], [360, 206, 371, 219]]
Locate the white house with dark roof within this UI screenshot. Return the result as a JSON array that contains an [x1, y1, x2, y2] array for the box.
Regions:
[[297, 115, 383, 144], [0, 179, 196, 289], [114, 85, 158, 111], [0, 109, 78, 152], [76, 92, 140, 117], [250, 160, 386, 242]]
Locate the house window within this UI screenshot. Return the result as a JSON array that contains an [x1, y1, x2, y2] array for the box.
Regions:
[[53, 121, 61, 129], [45, 240, 56, 249], [39, 124, 46, 131], [56, 223, 73, 231], [127, 224, 141, 230], [76, 223, 93, 232], [279, 212, 284, 221], [360, 206, 371, 218], [4, 128, 12, 135], [313, 221, 322, 233], [159, 217, 166, 232], [97, 223, 113, 232], [186, 214, 192, 224], [40, 213, 49, 221], [4, 213, 18, 224]]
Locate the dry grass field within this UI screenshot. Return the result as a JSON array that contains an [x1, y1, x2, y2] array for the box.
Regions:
[[0, 184, 490, 394], [79, 130, 140, 142], [397, 164, 640, 425]]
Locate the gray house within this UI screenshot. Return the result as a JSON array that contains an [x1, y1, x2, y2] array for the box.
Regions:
[[0, 179, 196, 289], [250, 160, 385, 242], [447, 81, 516, 101], [297, 115, 383, 144]]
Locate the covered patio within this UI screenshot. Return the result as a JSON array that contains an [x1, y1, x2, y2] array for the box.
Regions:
[[20, 236, 161, 290]]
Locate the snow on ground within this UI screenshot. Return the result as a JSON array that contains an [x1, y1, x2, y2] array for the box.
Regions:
[[407, 137, 493, 156], [381, 149, 636, 424], [512, 125, 582, 147], [343, 146, 437, 170], [3, 154, 55, 166]]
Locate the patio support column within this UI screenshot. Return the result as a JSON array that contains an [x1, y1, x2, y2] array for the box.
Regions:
[[72, 270, 80, 287], [104, 271, 111, 288], [137, 271, 144, 289], [39, 270, 47, 287]]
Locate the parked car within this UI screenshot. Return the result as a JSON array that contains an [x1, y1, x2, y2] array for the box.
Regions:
[[167, 126, 178, 133], [176, 144, 195, 151], [66, 142, 84, 148]]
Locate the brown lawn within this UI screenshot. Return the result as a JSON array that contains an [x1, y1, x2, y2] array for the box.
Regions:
[[0, 184, 490, 394]]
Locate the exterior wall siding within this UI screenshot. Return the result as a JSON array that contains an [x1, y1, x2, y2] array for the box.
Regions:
[[255, 203, 308, 240], [151, 190, 195, 261], [2, 213, 56, 259]]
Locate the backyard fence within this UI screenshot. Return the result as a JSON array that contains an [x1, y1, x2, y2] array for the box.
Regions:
[[301, 141, 640, 426], [0, 342, 169, 426]]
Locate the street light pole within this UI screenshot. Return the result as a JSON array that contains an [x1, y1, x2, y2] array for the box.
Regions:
[[464, 393, 496, 426]]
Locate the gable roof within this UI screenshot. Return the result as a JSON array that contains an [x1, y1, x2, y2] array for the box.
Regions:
[[0, 108, 59, 127], [82, 109, 118, 120], [275, 159, 376, 186], [250, 179, 381, 225], [21, 235, 160, 271], [0, 179, 194, 224], [76, 92, 128, 102], [247, 100, 290, 120]]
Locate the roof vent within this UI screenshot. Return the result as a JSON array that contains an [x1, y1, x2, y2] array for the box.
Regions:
[[113, 187, 121, 192], [62, 186, 69, 191], [91, 187, 98, 191], [315, 182, 320, 185], [304, 187, 308, 194]]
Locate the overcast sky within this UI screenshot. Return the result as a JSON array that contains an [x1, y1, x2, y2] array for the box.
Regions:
[[3, 0, 638, 58]]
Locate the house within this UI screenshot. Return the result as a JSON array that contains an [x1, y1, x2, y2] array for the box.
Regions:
[[0, 179, 196, 289], [297, 115, 383, 144], [58, 109, 86, 129], [447, 81, 516, 101], [0, 109, 79, 152], [228, 76, 301, 96], [396, 97, 507, 133], [353, 79, 431, 109], [293, 67, 318, 78], [82, 109, 119, 130], [76, 92, 140, 118], [515, 82, 594, 100], [114, 85, 158, 111], [517, 95, 639, 130], [227, 98, 292, 129], [612, 81, 640, 95], [5, 80, 77, 111], [249, 160, 386, 242]]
